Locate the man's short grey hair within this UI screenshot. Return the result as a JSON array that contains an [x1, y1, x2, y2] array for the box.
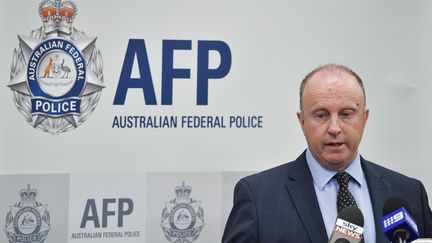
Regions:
[[299, 64, 366, 111]]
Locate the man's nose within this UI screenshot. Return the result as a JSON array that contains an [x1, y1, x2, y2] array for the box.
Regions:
[[328, 116, 341, 136]]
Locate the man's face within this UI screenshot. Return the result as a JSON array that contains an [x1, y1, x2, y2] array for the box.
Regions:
[[297, 69, 369, 171]]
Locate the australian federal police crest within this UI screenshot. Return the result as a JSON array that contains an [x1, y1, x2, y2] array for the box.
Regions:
[[161, 182, 205, 243], [8, 0, 104, 134], [4, 185, 51, 243]]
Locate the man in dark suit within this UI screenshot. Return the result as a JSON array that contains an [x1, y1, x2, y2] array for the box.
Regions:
[[222, 64, 432, 242]]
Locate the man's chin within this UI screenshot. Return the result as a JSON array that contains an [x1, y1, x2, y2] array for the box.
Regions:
[[321, 156, 351, 171]]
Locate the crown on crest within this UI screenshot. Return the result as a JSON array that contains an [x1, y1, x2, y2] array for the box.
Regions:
[[38, 0, 78, 34], [20, 184, 38, 205], [175, 182, 192, 198]]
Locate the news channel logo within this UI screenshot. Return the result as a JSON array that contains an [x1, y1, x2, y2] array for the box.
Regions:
[[4, 184, 51, 243], [8, 0, 104, 134], [161, 182, 205, 242]]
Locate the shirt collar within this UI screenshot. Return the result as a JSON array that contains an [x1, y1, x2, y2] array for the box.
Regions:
[[306, 148, 364, 190]]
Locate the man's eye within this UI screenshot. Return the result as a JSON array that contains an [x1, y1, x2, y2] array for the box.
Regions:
[[340, 111, 354, 118], [315, 113, 328, 119]]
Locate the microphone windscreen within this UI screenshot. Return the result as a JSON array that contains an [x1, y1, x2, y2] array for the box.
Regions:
[[381, 197, 419, 242], [383, 197, 412, 215], [339, 206, 364, 227], [328, 206, 364, 243]]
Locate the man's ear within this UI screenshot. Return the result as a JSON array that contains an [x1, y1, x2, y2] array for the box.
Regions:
[[297, 112, 304, 128], [362, 108, 369, 127]]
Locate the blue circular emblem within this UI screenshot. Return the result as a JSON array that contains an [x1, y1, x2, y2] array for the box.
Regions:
[[8, 0, 104, 133], [169, 203, 196, 231], [13, 207, 42, 235], [27, 38, 86, 99]]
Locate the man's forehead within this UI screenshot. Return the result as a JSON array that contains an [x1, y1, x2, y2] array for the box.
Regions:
[[306, 69, 361, 93], [303, 71, 365, 111], [310, 68, 355, 83]]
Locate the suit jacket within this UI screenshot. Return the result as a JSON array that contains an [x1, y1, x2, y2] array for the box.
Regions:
[[222, 151, 432, 243]]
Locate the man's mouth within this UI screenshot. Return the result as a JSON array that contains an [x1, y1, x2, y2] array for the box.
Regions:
[[327, 143, 343, 147]]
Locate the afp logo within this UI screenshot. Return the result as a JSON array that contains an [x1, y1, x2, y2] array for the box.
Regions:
[[161, 182, 204, 242], [114, 39, 231, 106], [8, 0, 104, 134], [4, 185, 51, 243]]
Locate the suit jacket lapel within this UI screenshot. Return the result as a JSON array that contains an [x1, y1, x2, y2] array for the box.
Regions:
[[284, 153, 328, 243], [362, 159, 392, 243]]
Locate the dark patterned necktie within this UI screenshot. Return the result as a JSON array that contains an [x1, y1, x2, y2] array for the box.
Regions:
[[334, 171, 358, 212]]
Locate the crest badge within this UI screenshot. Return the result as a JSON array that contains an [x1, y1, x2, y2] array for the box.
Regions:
[[5, 185, 51, 243], [161, 182, 205, 243], [8, 0, 104, 134]]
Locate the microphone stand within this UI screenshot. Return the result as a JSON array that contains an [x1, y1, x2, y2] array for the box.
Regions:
[[394, 231, 407, 243]]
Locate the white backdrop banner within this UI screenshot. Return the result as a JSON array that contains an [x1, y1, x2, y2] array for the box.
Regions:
[[1, 0, 432, 242], [0, 172, 252, 243]]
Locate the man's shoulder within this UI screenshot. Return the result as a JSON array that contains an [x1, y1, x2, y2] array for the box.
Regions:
[[239, 152, 309, 188], [243, 162, 293, 181], [234, 162, 295, 198], [362, 158, 420, 184]]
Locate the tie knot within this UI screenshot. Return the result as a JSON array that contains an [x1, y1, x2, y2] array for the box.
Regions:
[[334, 171, 352, 187]]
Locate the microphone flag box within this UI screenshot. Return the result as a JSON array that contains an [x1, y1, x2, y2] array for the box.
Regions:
[[334, 218, 364, 240], [381, 207, 419, 242]]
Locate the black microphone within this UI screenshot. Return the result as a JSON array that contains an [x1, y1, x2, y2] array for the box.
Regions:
[[381, 197, 419, 243], [328, 206, 364, 243]]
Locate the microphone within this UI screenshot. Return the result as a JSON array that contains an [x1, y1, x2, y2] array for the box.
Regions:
[[381, 197, 419, 243], [328, 206, 364, 243]]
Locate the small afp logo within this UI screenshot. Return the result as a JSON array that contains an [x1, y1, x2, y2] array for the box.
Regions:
[[161, 182, 205, 242], [8, 0, 104, 134], [4, 184, 51, 243]]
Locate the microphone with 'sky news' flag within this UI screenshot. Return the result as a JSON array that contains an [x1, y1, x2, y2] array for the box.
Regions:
[[382, 197, 419, 243], [328, 206, 364, 243]]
